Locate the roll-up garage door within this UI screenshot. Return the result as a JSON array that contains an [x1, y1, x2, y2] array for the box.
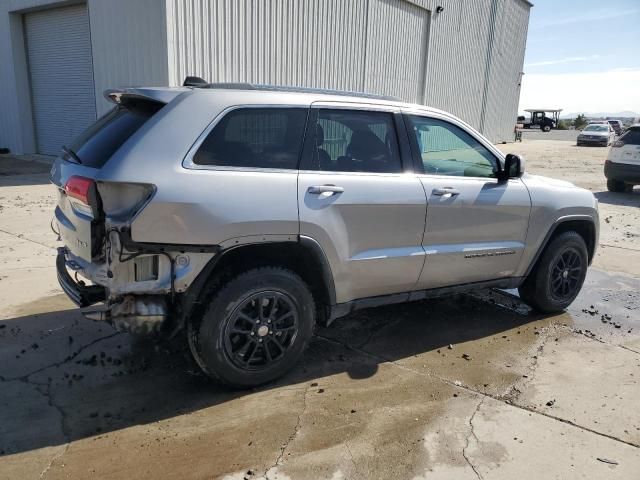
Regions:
[[24, 4, 97, 155]]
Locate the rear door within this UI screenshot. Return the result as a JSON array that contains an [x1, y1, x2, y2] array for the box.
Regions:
[[404, 112, 531, 289], [297, 104, 427, 303]]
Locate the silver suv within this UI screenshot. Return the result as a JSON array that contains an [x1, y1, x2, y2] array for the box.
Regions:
[[51, 81, 599, 387]]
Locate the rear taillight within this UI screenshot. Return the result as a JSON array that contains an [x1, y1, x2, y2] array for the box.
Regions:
[[611, 140, 624, 148], [64, 176, 97, 217], [65, 176, 93, 203]]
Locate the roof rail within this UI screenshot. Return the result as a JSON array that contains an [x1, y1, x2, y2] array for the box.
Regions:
[[182, 76, 400, 101]]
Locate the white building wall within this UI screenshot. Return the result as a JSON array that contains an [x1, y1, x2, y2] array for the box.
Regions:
[[88, 0, 169, 116], [482, 0, 530, 143], [166, 0, 370, 92], [0, 0, 169, 154], [165, 0, 530, 143], [0, 0, 530, 153]]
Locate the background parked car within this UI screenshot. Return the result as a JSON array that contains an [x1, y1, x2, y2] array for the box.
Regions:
[[607, 120, 624, 135], [577, 124, 616, 147], [605, 124, 640, 192]]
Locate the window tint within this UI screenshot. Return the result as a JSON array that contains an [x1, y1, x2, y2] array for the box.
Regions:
[[407, 115, 497, 178], [313, 109, 402, 173], [620, 128, 640, 145], [68, 100, 162, 168], [193, 108, 308, 169]]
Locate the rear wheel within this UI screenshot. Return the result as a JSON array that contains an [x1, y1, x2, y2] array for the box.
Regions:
[[519, 231, 588, 313], [607, 179, 627, 192], [189, 267, 315, 388]]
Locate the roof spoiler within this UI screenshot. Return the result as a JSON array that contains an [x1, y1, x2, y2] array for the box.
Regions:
[[104, 88, 183, 106]]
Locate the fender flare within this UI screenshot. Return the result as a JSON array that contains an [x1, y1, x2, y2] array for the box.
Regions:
[[299, 235, 337, 306], [524, 214, 598, 277], [176, 235, 337, 333]]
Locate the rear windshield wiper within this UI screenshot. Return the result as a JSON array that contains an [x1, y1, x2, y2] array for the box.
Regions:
[[62, 145, 82, 164]]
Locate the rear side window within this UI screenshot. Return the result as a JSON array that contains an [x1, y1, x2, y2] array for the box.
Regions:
[[620, 128, 640, 145], [193, 108, 308, 169], [313, 109, 402, 173], [67, 100, 162, 168]]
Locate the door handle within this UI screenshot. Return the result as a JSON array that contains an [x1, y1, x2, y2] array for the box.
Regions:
[[432, 187, 460, 196], [308, 185, 344, 195]]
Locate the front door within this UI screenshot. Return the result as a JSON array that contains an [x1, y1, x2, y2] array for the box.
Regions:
[[404, 113, 532, 290], [298, 106, 427, 303]]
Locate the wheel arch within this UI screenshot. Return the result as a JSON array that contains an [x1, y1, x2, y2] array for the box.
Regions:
[[525, 216, 597, 277], [178, 236, 336, 331]]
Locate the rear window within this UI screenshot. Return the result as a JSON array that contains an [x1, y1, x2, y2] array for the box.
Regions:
[[66, 100, 163, 168], [193, 108, 308, 169], [620, 128, 640, 145]]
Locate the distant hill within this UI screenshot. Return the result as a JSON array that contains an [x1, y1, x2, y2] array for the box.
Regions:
[[560, 111, 640, 119]]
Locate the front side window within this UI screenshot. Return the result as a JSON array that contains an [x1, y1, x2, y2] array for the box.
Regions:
[[193, 108, 308, 169], [313, 109, 402, 173], [407, 115, 498, 178]]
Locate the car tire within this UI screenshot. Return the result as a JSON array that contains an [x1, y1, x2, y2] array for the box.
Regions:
[[189, 267, 315, 388], [518, 231, 588, 313], [543, 125, 551, 132], [607, 179, 627, 192]]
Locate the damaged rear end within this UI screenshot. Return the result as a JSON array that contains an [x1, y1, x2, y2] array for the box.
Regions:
[[51, 88, 216, 335]]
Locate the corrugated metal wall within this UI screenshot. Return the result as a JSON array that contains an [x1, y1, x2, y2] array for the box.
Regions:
[[165, 0, 530, 143], [364, 0, 430, 103], [419, 0, 492, 130], [482, 0, 530, 142], [166, 0, 431, 103], [0, 0, 529, 153], [88, 0, 169, 116], [167, 0, 368, 91]]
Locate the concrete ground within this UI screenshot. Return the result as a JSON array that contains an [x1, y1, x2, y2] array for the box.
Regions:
[[0, 145, 639, 480]]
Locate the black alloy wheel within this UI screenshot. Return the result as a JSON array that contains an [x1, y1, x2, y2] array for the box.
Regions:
[[518, 231, 588, 313], [223, 291, 299, 370], [549, 248, 583, 301], [190, 267, 315, 388]]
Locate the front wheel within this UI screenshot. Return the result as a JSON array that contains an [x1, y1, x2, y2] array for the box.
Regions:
[[542, 125, 551, 132], [189, 267, 315, 388], [518, 231, 588, 313]]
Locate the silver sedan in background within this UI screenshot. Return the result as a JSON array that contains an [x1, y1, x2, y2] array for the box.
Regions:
[[577, 123, 616, 147]]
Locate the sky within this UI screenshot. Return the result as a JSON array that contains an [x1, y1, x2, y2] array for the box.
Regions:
[[518, 0, 640, 116]]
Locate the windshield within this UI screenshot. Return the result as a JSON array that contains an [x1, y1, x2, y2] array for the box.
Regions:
[[584, 125, 608, 132]]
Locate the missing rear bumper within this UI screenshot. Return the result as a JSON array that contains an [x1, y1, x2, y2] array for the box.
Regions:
[[56, 248, 106, 307]]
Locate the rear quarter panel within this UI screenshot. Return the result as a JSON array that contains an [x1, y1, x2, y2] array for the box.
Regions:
[[97, 90, 311, 245]]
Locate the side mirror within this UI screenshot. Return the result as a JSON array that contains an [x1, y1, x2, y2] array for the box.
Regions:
[[501, 154, 525, 180]]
